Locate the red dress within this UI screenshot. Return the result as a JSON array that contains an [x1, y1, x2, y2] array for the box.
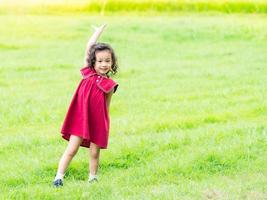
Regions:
[[61, 66, 118, 149]]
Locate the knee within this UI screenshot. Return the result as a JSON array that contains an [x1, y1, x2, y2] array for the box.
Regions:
[[91, 151, 99, 160], [66, 148, 78, 158]]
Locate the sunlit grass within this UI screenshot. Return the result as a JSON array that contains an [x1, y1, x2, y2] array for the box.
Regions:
[[1, 0, 267, 15], [0, 12, 267, 199]]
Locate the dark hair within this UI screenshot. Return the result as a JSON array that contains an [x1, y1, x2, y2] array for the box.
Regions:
[[87, 43, 118, 75]]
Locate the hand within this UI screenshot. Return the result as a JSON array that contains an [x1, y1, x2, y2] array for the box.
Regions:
[[91, 24, 107, 32]]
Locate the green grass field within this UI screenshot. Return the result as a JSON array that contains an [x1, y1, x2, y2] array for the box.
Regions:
[[2, 0, 267, 15], [0, 8, 267, 200]]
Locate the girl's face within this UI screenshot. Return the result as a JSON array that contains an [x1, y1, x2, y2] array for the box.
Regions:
[[94, 50, 112, 75]]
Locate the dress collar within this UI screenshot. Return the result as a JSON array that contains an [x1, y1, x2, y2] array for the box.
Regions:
[[80, 67, 109, 79], [80, 66, 96, 78]]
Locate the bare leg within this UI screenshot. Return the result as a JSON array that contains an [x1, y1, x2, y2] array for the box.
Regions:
[[56, 135, 83, 175], [89, 142, 101, 176]]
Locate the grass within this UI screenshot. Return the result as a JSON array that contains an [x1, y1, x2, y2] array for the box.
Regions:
[[0, 11, 267, 199], [1, 0, 267, 15]]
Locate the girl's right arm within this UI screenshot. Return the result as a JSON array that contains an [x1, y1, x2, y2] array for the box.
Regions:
[[83, 24, 106, 67]]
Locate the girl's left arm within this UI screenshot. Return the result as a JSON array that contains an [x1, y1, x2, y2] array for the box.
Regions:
[[106, 89, 114, 112]]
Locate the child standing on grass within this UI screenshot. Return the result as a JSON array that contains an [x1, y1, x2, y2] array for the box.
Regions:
[[53, 24, 118, 187]]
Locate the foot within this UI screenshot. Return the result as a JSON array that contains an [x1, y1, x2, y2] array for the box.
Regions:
[[88, 177, 98, 184], [53, 179, 63, 187]]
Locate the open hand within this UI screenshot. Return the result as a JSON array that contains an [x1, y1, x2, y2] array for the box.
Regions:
[[91, 24, 107, 32]]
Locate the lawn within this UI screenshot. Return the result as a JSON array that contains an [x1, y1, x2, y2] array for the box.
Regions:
[[0, 11, 267, 199]]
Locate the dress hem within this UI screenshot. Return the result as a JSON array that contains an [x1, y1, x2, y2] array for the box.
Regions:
[[61, 130, 108, 149]]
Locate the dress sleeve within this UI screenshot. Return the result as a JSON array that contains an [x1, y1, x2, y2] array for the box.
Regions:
[[97, 78, 118, 94]]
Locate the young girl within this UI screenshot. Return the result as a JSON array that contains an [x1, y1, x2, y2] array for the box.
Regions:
[[53, 24, 118, 187]]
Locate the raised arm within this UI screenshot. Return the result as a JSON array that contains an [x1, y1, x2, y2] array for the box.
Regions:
[[84, 24, 107, 67]]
